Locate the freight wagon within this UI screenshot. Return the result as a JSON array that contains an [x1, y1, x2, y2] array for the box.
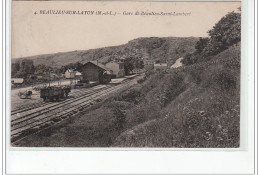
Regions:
[[40, 86, 71, 101]]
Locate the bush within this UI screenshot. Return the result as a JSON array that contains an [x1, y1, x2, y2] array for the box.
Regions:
[[187, 66, 204, 84], [111, 105, 126, 132], [201, 67, 238, 94], [195, 37, 209, 53], [181, 53, 198, 65], [177, 97, 239, 147], [162, 73, 185, 107], [120, 88, 142, 103]]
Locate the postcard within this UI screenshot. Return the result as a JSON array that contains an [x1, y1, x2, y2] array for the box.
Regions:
[[6, 0, 259, 174]]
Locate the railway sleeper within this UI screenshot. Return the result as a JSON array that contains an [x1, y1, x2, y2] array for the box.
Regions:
[[61, 116, 68, 119], [72, 109, 79, 114], [51, 117, 62, 123], [78, 107, 84, 111], [39, 123, 50, 129], [32, 126, 41, 130], [69, 112, 76, 116], [20, 128, 39, 137], [46, 121, 55, 125]]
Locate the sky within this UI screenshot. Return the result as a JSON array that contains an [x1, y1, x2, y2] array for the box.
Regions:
[[11, 1, 241, 59]]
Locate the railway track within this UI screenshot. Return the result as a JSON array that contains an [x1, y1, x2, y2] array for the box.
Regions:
[[11, 85, 108, 115], [11, 85, 113, 126], [11, 77, 142, 143]]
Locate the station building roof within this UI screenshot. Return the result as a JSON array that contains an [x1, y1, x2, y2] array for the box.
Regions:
[[83, 61, 112, 72]]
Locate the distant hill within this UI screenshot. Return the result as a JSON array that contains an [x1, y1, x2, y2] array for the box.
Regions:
[[13, 37, 199, 68]]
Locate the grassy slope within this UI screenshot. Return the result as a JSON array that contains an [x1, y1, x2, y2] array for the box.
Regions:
[[13, 37, 198, 68], [17, 43, 240, 147], [113, 43, 240, 147]]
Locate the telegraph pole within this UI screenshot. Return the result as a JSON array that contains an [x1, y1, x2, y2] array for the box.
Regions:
[[49, 70, 51, 87]]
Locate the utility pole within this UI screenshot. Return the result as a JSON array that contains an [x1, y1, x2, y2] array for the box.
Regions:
[[70, 71, 72, 86], [49, 70, 51, 87]]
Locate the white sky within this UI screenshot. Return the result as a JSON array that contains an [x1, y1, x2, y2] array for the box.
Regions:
[[11, 1, 241, 59]]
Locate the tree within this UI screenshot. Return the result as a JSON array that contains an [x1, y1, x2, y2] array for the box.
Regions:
[[11, 62, 20, 77], [181, 53, 199, 66], [59, 66, 66, 74], [112, 105, 126, 132], [203, 11, 241, 56], [195, 37, 209, 54], [74, 62, 84, 72], [21, 59, 35, 75], [35, 64, 53, 74], [135, 60, 144, 69], [11, 59, 35, 78], [182, 10, 241, 65], [124, 57, 134, 75]]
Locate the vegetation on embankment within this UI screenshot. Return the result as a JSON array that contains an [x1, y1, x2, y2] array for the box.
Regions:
[[113, 54, 240, 147]]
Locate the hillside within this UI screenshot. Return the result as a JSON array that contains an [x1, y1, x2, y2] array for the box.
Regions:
[[113, 43, 240, 147], [17, 42, 240, 147], [13, 37, 199, 68]]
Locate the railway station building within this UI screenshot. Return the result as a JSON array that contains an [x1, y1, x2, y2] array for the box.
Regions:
[[81, 61, 112, 82]]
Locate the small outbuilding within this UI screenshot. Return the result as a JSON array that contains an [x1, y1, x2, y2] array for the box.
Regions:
[[65, 69, 76, 79], [144, 60, 155, 65], [105, 61, 125, 78], [11, 78, 24, 86], [75, 71, 83, 82], [154, 63, 168, 71]]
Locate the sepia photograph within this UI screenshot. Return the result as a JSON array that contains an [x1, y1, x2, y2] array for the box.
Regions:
[[10, 1, 241, 148]]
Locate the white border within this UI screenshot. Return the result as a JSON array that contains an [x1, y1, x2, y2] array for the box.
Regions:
[[5, 0, 255, 174], [1, 0, 6, 174]]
